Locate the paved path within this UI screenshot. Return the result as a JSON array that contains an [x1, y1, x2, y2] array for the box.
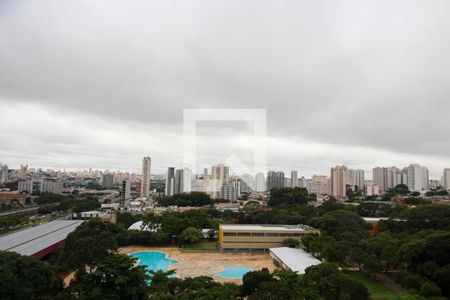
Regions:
[[375, 272, 406, 293]]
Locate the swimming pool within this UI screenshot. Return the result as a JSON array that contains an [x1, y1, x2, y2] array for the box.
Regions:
[[216, 266, 254, 279], [129, 251, 177, 276]]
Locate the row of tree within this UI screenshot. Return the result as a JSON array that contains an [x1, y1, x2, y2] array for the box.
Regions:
[[37, 196, 99, 215], [156, 192, 213, 207]]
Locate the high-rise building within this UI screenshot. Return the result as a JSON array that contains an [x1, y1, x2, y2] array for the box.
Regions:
[[372, 167, 385, 192], [255, 172, 266, 192], [299, 176, 307, 188], [345, 169, 355, 187], [277, 171, 285, 189], [383, 167, 402, 190], [366, 185, 380, 196], [354, 169, 365, 190], [102, 174, 114, 189], [306, 175, 331, 195], [405, 164, 429, 191], [18, 179, 63, 194], [331, 166, 347, 198], [174, 169, 184, 195], [121, 179, 131, 203], [18, 164, 28, 179], [174, 168, 192, 194], [165, 167, 175, 196], [266, 171, 276, 190], [291, 170, 298, 188], [211, 164, 229, 183], [210, 164, 229, 198], [183, 168, 192, 193], [266, 171, 284, 190], [429, 180, 440, 190], [443, 168, 450, 190], [240, 173, 255, 193], [1, 164, 8, 184], [220, 183, 239, 201], [140, 156, 151, 197]]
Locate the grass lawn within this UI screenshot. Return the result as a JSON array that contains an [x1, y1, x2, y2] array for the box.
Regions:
[[181, 240, 219, 253], [345, 272, 398, 300]]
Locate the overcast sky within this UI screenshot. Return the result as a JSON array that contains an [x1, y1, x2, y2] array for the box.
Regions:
[[0, 0, 449, 178]]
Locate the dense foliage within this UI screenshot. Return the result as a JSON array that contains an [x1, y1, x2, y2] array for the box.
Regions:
[[66, 254, 150, 300], [59, 218, 117, 269], [268, 187, 312, 207], [37, 195, 99, 215], [0, 251, 63, 300], [156, 192, 212, 207]]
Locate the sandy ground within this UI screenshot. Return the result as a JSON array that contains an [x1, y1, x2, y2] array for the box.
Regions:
[[119, 246, 276, 283]]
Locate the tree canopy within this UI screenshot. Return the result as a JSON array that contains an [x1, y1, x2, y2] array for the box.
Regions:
[[0, 251, 63, 300], [59, 218, 117, 269], [268, 187, 311, 207], [156, 192, 212, 207]]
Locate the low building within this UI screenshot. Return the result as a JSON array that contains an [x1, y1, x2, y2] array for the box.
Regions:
[[218, 224, 319, 252], [0, 191, 28, 204], [269, 247, 322, 274], [0, 220, 83, 258], [72, 210, 116, 223]]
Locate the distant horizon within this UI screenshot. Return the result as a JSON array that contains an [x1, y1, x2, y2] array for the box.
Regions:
[[2, 161, 447, 181]]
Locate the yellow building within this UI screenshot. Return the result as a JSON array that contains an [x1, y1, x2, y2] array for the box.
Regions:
[[218, 224, 319, 252]]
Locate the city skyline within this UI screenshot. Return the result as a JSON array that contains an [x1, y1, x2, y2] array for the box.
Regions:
[[1, 159, 448, 182]]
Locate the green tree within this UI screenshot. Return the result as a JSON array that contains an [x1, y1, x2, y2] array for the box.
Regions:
[[0, 251, 63, 300], [156, 192, 212, 207], [313, 209, 370, 237], [116, 212, 141, 228], [179, 227, 203, 244], [419, 282, 442, 298], [321, 241, 349, 267], [304, 263, 342, 299], [341, 275, 371, 300], [67, 253, 150, 300], [60, 218, 117, 269], [242, 268, 275, 296], [268, 187, 309, 207], [362, 255, 382, 278], [282, 238, 300, 248]]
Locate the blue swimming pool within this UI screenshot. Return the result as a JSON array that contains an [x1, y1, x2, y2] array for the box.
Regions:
[[216, 266, 254, 279], [129, 251, 177, 276]]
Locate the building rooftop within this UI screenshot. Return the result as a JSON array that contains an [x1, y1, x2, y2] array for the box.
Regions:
[[220, 224, 317, 232], [269, 247, 322, 274], [0, 220, 83, 257]]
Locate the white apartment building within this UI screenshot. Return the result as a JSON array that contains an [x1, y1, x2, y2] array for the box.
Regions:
[[255, 172, 266, 192], [405, 164, 429, 191], [306, 175, 331, 195], [291, 170, 299, 188], [443, 168, 450, 190], [18, 179, 63, 194]]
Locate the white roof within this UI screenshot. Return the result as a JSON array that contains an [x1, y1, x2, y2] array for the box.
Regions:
[[220, 224, 316, 232], [80, 210, 102, 214], [128, 221, 159, 231], [269, 247, 321, 274]]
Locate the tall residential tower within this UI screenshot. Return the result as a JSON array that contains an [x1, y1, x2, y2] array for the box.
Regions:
[[140, 156, 151, 197]]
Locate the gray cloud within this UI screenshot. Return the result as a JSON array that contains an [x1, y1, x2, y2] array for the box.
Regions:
[[0, 0, 449, 177]]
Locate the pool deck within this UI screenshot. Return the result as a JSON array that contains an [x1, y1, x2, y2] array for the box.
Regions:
[[119, 246, 276, 283]]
